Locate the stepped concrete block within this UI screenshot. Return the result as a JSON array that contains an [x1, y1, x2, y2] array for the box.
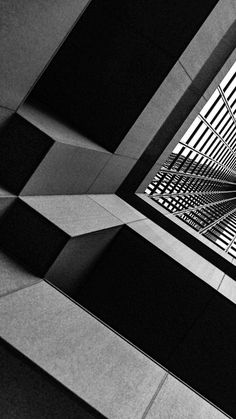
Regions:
[[21, 142, 111, 196], [0, 196, 123, 279]]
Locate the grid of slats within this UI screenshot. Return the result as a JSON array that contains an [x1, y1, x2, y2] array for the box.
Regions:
[[146, 62, 236, 257]]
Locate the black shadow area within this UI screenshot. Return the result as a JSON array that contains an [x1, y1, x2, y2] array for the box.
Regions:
[[0, 115, 53, 194], [0, 199, 68, 277], [55, 226, 215, 365], [168, 294, 236, 418]]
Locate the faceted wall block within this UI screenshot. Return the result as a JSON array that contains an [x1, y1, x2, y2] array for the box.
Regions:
[[89, 194, 146, 223], [88, 154, 137, 194], [0, 196, 123, 278], [21, 141, 111, 196], [46, 226, 122, 294], [0, 251, 41, 298], [0, 282, 167, 419], [58, 226, 215, 364], [0, 114, 53, 194], [21, 195, 123, 236], [0, 338, 105, 419]]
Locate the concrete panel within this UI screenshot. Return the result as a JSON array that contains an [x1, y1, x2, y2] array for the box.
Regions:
[[145, 375, 228, 418], [128, 219, 224, 289], [0, 0, 90, 109], [18, 101, 109, 151], [115, 62, 193, 159], [137, 97, 206, 193], [21, 142, 111, 196], [77, 225, 215, 365], [88, 154, 137, 194], [0, 251, 40, 297], [21, 195, 123, 236], [202, 47, 236, 101], [89, 194, 146, 223], [46, 227, 122, 293], [180, 0, 236, 92], [0, 281, 167, 419], [218, 275, 236, 304]]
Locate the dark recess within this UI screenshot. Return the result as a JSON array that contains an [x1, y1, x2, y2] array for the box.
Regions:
[[29, 0, 218, 152], [0, 115, 53, 194], [168, 294, 236, 418], [0, 199, 68, 277]]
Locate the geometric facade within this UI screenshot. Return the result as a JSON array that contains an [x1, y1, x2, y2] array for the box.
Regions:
[[1, 1, 236, 418]]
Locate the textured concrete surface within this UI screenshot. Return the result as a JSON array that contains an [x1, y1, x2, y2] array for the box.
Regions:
[[0, 281, 167, 419], [20, 142, 111, 196], [19, 102, 109, 151], [180, 0, 236, 92], [0, 251, 40, 297], [0, 0, 90, 109], [21, 195, 123, 236], [116, 62, 194, 159], [218, 275, 236, 304], [89, 194, 146, 223], [145, 375, 228, 418], [129, 219, 224, 289], [88, 154, 137, 194]]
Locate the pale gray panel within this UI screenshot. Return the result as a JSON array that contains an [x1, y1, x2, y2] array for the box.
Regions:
[[129, 219, 224, 289], [115, 62, 193, 159], [145, 375, 228, 418], [88, 154, 137, 194], [46, 226, 122, 290], [21, 195, 123, 236], [180, 0, 236, 91], [89, 194, 146, 223], [0, 251, 40, 297], [0, 282, 166, 419]]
